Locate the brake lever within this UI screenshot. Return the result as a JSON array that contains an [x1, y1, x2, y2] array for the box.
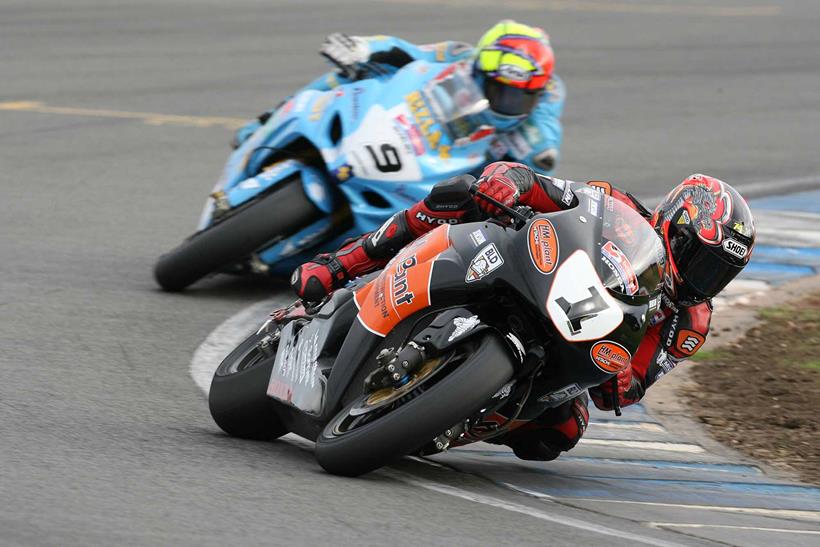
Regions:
[[470, 186, 533, 227]]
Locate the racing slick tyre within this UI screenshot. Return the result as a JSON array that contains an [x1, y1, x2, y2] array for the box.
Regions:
[[154, 175, 323, 291], [315, 334, 515, 477], [209, 330, 288, 441]]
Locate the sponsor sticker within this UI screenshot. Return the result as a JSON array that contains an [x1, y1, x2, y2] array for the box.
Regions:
[[469, 229, 486, 247], [675, 329, 705, 356], [333, 164, 353, 182], [498, 64, 531, 82], [601, 241, 639, 295], [722, 238, 749, 260], [489, 137, 509, 159], [405, 90, 451, 159], [590, 340, 632, 373], [587, 181, 613, 196], [415, 211, 459, 225], [538, 383, 583, 404], [587, 198, 599, 217], [528, 218, 559, 275], [466, 243, 504, 283], [308, 93, 332, 122], [393, 113, 426, 156], [448, 315, 480, 342], [561, 182, 574, 206], [655, 348, 677, 373]]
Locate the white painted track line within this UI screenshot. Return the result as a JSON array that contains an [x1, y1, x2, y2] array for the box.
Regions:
[[648, 522, 820, 535], [386, 471, 688, 547], [503, 484, 820, 522]]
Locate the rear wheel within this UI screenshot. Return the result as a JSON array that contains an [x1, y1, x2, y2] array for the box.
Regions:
[[154, 175, 323, 291], [208, 329, 288, 440], [314, 334, 515, 476]]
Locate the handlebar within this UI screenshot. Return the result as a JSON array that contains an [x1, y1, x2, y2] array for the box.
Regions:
[[469, 182, 535, 229]]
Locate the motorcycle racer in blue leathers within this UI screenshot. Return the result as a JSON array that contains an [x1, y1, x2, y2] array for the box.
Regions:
[[234, 20, 566, 175]]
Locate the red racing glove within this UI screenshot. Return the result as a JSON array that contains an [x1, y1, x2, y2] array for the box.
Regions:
[[474, 162, 537, 216], [589, 362, 645, 411]]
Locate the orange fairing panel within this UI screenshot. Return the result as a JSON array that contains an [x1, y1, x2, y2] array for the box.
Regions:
[[355, 225, 452, 337]]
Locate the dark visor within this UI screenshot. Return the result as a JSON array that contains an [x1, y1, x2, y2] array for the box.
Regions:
[[483, 78, 540, 117], [678, 244, 744, 299], [669, 223, 745, 300]]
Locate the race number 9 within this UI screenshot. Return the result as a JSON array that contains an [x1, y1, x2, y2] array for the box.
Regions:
[[365, 144, 403, 173]]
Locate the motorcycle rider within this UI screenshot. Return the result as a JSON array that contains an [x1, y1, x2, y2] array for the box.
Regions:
[[289, 161, 756, 461], [233, 20, 566, 174]]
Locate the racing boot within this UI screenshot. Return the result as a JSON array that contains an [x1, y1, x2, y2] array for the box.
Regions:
[[495, 394, 589, 461]]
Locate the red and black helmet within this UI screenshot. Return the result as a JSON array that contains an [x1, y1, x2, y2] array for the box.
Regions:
[[653, 174, 755, 304]]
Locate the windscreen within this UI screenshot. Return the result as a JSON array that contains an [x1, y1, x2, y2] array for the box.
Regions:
[[599, 195, 665, 297], [422, 63, 489, 142]]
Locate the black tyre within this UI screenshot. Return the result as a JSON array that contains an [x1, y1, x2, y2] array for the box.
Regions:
[[208, 329, 288, 440], [154, 176, 322, 291], [315, 334, 515, 476]]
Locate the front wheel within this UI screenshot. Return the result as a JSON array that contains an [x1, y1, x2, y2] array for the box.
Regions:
[[154, 175, 323, 291], [208, 329, 288, 440], [314, 334, 515, 476]]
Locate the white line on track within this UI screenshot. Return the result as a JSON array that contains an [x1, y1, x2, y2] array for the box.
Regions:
[[647, 522, 820, 535], [503, 483, 820, 522], [590, 421, 666, 432], [385, 470, 688, 547], [578, 439, 705, 453]]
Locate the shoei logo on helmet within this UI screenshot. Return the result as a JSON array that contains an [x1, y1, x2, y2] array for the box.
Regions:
[[722, 238, 749, 260], [497, 64, 530, 82]]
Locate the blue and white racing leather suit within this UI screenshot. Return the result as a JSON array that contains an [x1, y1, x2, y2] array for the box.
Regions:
[[235, 35, 566, 175]]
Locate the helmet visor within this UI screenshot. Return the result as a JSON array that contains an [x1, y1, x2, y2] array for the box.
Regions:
[[483, 78, 540, 117], [670, 229, 744, 300]]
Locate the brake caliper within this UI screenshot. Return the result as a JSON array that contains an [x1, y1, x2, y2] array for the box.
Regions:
[[364, 341, 426, 391]]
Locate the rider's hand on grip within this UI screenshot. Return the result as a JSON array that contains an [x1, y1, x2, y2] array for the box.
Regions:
[[589, 362, 643, 411], [320, 33, 370, 79], [475, 175, 520, 216]]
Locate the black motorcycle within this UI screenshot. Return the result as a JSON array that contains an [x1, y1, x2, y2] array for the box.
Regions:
[[208, 181, 665, 476]]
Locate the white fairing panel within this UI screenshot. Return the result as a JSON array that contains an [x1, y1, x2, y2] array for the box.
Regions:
[[546, 250, 624, 342], [340, 104, 423, 182]]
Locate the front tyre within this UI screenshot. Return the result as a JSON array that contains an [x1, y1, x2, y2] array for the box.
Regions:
[[154, 175, 323, 291], [208, 330, 288, 440], [315, 334, 515, 477]]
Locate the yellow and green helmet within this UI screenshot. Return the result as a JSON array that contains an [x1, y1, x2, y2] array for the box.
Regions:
[[474, 20, 555, 117]]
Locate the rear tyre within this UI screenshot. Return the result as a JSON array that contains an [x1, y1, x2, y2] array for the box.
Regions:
[[315, 334, 515, 476], [208, 330, 288, 440], [154, 176, 322, 291]]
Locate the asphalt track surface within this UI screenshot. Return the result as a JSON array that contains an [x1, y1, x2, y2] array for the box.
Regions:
[[2, 1, 820, 545]]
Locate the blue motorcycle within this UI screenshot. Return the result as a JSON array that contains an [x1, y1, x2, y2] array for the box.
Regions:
[[154, 61, 501, 291]]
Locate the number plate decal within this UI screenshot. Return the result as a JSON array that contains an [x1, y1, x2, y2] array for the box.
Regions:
[[546, 250, 624, 342]]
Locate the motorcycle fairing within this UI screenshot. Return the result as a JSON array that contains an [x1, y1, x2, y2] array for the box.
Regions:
[[198, 59, 500, 271], [354, 225, 452, 337], [266, 289, 359, 416]]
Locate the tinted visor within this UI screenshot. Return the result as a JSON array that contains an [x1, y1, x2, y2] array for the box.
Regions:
[[669, 226, 744, 300], [483, 78, 540, 117], [679, 244, 743, 299]]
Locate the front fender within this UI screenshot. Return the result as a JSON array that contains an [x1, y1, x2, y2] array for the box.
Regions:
[[225, 160, 337, 213]]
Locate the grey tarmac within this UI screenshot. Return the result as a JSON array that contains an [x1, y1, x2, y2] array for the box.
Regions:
[[1, 1, 819, 545]]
